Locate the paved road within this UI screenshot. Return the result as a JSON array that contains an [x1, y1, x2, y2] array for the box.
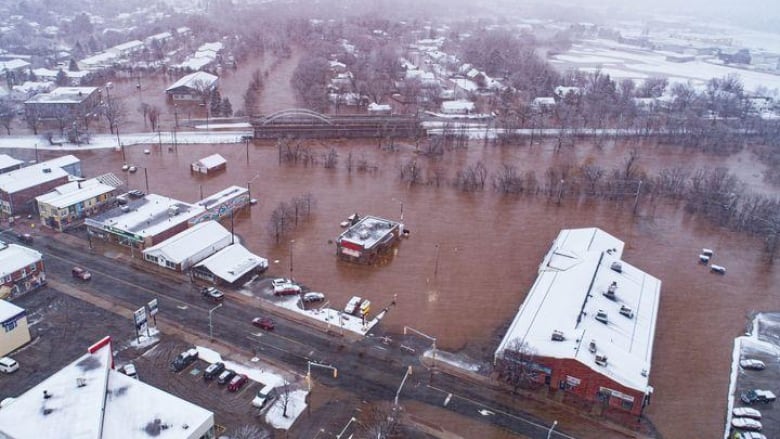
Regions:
[[35, 232, 587, 439]]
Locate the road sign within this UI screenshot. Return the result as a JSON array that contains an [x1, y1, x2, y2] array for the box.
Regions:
[[147, 298, 158, 316]]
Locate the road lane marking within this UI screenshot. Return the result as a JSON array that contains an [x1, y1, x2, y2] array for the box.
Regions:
[[443, 393, 452, 406]]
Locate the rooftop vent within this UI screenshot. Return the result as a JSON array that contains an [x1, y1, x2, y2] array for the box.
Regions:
[[641, 368, 648, 377], [76, 377, 86, 388], [610, 262, 622, 273], [43, 390, 51, 399], [551, 330, 565, 341], [595, 310, 608, 324], [603, 281, 617, 300], [619, 305, 634, 319], [588, 339, 597, 353], [595, 354, 608, 366], [42, 168, 52, 173]]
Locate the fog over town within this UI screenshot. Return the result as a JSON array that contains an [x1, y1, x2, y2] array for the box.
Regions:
[[0, 1, 780, 439]]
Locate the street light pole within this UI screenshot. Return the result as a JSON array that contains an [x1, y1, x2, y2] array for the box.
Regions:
[[394, 365, 413, 407], [546, 420, 558, 439], [434, 243, 440, 277], [289, 239, 294, 280], [306, 361, 338, 392], [404, 326, 437, 374], [143, 167, 149, 194], [335, 417, 356, 439], [208, 303, 222, 339]]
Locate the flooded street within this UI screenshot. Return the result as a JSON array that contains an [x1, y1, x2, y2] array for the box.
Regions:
[[22, 134, 777, 438]]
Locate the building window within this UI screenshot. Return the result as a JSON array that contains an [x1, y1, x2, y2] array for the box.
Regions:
[[3, 275, 11, 283], [165, 261, 175, 269], [29, 264, 36, 273], [621, 399, 634, 410]]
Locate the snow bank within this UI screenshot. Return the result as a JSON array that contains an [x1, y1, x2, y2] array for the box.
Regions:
[[264, 389, 308, 430]]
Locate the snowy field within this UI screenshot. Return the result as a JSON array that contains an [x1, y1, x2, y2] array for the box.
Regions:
[[550, 39, 780, 93], [0, 130, 251, 151]]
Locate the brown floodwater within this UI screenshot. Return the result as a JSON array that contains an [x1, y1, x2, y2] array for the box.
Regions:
[[27, 134, 777, 438], [15, 46, 780, 438]]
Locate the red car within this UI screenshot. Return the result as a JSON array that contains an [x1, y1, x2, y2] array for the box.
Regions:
[[252, 317, 275, 330], [72, 266, 92, 281], [228, 374, 248, 392]]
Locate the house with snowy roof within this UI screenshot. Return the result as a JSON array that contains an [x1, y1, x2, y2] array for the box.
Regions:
[[494, 227, 661, 416], [24, 86, 101, 120], [0, 299, 30, 356], [36, 175, 121, 231], [0, 155, 81, 215], [0, 336, 215, 439], [142, 221, 234, 272], [0, 242, 46, 299], [165, 72, 218, 102], [0, 154, 23, 174]]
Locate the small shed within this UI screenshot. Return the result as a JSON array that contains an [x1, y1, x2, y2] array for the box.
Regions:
[[191, 154, 227, 175]]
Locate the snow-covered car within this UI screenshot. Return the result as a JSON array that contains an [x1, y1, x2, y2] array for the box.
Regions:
[[121, 363, 137, 379], [201, 287, 224, 302], [271, 278, 292, 288], [273, 282, 301, 296], [251, 385, 276, 409], [302, 292, 325, 303], [740, 359, 766, 370], [733, 407, 761, 419], [741, 389, 776, 404], [734, 432, 767, 439], [731, 417, 762, 431]]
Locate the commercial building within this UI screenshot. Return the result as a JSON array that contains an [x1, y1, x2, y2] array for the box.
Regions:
[[0, 155, 82, 215], [0, 242, 46, 299], [85, 194, 204, 249], [142, 221, 234, 272], [494, 228, 661, 417], [192, 243, 268, 286], [336, 215, 401, 264], [0, 154, 24, 174], [191, 153, 226, 174], [24, 86, 101, 120], [191, 186, 249, 225], [0, 300, 30, 357], [36, 174, 121, 231], [0, 337, 215, 439]]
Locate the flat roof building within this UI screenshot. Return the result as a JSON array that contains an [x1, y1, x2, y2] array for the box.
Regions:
[[0, 337, 215, 439], [192, 243, 268, 286], [0, 154, 24, 174], [336, 215, 401, 264], [191, 153, 226, 174], [142, 221, 234, 272], [0, 155, 81, 215], [191, 186, 249, 225], [0, 299, 30, 357], [0, 242, 46, 299], [85, 194, 205, 249], [494, 228, 661, 417], [36, 175, 121, 231]]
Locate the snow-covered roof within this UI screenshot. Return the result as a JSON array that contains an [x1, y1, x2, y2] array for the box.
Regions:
[[0, 155, 79, 194], [166, 72, 218, 92], [0, 243, 42, 277], [110, 40, 143, 53], [441, 100, 475, 113], [197, 186, 247, 210], [36, 178, 117, 209], [177, 57, 213, 71], [533, 97, 556, 106], [0, 338, 214, 439], [0, 154, 23, 171], [25, 87, 98, 104], [367, 103, 391, 112], [86, 194, 204, 240], [195, 244, 268, 283], [338, 215, 399, 250], [197, 42, 223, 53], [0, 59, 30, 71], [495, 228, 661, 393], [192, 153, 225, 170], [451, 78, 479, 91], [142, 221, 232, 265], [0, 298, 25, 323]]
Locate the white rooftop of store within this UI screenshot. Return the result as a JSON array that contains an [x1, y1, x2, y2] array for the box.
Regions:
[[88, 194, 204, 238], [36, 178, 116, 209], [195, 243, 268, 283], [495, 227, 661, 393], [142, 221, 232, 264], [0, 155, 79, 194]]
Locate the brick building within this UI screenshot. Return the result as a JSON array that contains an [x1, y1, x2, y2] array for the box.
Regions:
[[0, 155, 81, 215], [494, 228, 661, 417], [0, 242, 46, 300], [24, 86, 101, 120], [36, 174, 121, 231]]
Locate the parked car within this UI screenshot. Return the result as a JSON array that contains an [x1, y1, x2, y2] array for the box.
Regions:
[[733, 407, 762, 419], [740, 359, 766, 370], [271, 278, 292, 287], [120, 363, 138, 379], [732, 417, 762, 431], [16, 233, 33, 244], [252, 317, 275, 330], [71, 266, 92, 281], [0, 357, 19, 374], [217, 369, 236, 385], [202, 287, 224, 303], [203, 362, 226, 380], [735, 432, 767, 439], [273, 282, 301, 296], [228, 374, 248, 392], [251, 385, 276, 409], [741, 389, 776, 404], [303, 292, 325, 303], [171, 348, 199, 372]]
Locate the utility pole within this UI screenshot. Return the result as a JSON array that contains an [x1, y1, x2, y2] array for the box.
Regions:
[[633, 180, 643, 214], [143, 167, 149, 194]]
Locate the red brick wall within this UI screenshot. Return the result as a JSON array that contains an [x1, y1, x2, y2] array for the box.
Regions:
[[537, 356, 648, 416], [4, 176, 69, 214]]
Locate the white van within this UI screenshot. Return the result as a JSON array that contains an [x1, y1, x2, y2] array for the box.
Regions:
[[251, 384, 276, 409], [0, 357, 19, 373]]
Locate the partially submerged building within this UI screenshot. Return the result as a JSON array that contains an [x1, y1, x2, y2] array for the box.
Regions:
[[0, 337, 215, 439], [142, 221, 234, 272], [190, 153, 226, 174], [192, 243, 268, 286], [36, 174, 121, 231], [165, 71, 218, 102], [85, 194, 204, 249], [0, 242, 46, 299], [494, 228, 661, 416], [191, 186, 250, 225], [336, 215, 401, 264], [24, 86, 101, 119]]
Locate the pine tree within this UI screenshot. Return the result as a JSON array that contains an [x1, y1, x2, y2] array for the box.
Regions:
[[221, 97, 233, 116], [209, 89, 222, 116]]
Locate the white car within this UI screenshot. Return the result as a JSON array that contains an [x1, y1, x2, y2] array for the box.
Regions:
[[121, 363, 138, 379], [271, 278, 292, 288], [731, 417, 762, 431], [740, 359, 766, 370], [251, 385, 276, 409], [733, 407, 761, 419], [735, 432, 766, 439]]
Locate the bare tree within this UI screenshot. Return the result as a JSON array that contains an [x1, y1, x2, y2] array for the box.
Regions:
[[231, 425, 271, 439], [358, 401, 401, 439], [496, 338, 541, 393], [0, 99, 15, 135], [279, 380, 292, 418], [323, 148, 338, 169], [147, 106, 161, 131]]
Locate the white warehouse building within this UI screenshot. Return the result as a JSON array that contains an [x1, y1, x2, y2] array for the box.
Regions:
[[142, 221, 234, 272]]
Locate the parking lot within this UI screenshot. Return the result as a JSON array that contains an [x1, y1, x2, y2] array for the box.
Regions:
[[730, 313, 780, 438]]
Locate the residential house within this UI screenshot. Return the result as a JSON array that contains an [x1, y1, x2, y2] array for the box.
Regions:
[[0, 155, 81, 215], [24, 86, 101, 120], [165, 72, 218, 102], [0, 154, 23, 174], [0, 242, 46, 299]]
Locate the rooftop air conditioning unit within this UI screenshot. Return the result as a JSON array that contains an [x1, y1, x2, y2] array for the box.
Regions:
[[610, 262, 622, 273], [620, 305, 634, 319], [595, 310, 608, 324], [551, 330, 565, 341], [595, 354, 608, 366], [603, 281, 617, 300], [588, 339, 597, 353]]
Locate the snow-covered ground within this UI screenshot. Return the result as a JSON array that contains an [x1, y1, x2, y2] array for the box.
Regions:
[[550, 39, 780, 93], [423, 349, 482, 373], [0, 130, 251, 152], [269, 294, 386, 336]]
